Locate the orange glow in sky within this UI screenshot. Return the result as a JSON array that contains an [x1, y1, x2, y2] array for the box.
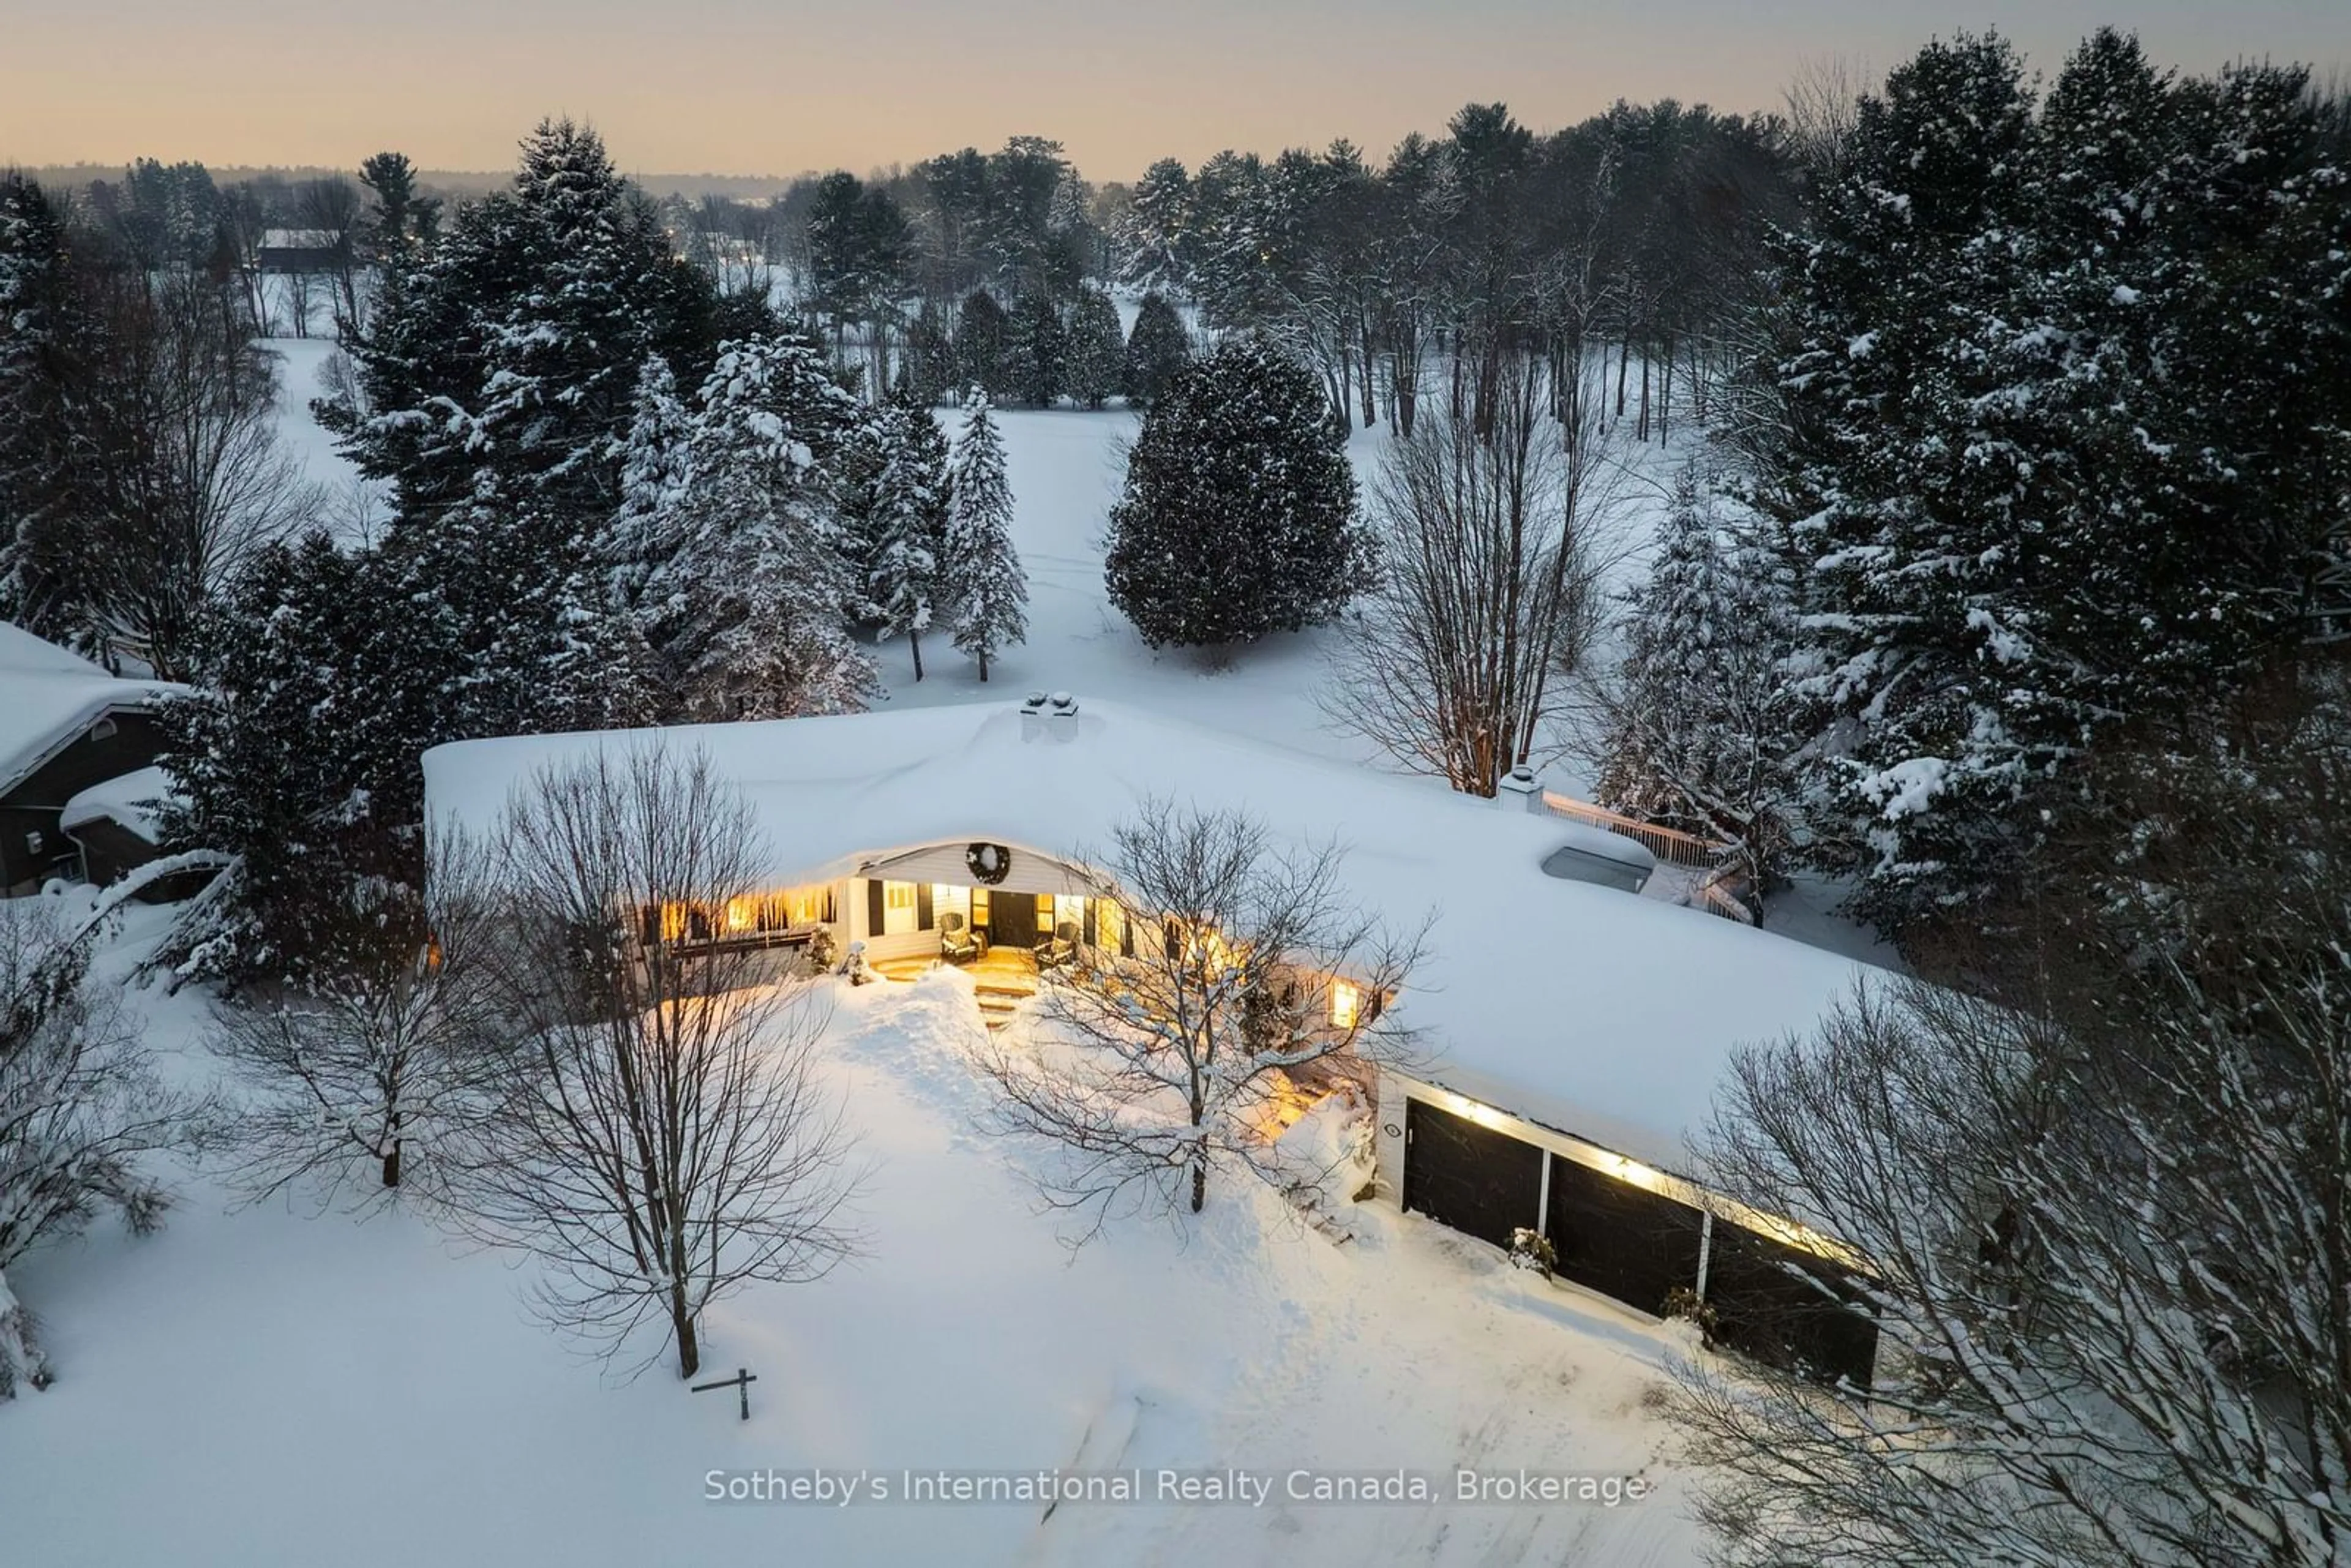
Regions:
[[5, 1, 2342, 181]]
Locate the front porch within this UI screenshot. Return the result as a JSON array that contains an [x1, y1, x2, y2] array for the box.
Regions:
[[873, 945, 1042, 1030]]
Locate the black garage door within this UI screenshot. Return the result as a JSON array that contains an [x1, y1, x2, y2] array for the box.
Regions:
[[1545, 1157, 1707, 1318], [1401, 1098, 1544, 1251], [1704, 1221, 1879, 1388]]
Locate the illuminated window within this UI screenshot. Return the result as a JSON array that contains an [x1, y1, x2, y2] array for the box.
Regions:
[[1330, 980, 1361, 1030], [1095, 898, 1125, 956]]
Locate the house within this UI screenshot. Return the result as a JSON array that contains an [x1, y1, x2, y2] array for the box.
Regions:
[[0, 624, 182, 895], [257, 228, 344, 274], [421, 692, 1879, 1382]]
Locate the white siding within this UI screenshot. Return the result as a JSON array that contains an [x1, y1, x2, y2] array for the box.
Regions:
[[858, 841, 1095, 897]]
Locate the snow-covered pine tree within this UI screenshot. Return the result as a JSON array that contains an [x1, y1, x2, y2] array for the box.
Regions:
[[1117, 159, 1194, 295], [159, 531, 466, 983], [1103, 337, 1369, 648], [0, 175, 86, 648], [1006, 290, 1066, 408], [323, 120, 721, 740], [941, 388, 1026, 681], [1122, 291, 1191, 407], [1768, 31, 2351, 937], [1063, 285, 1125, 410], [330, 118, 719, 527], [606, 354, 694, 614], [866, 392, 952, 681], [953, 289, 1009, 401], [1768, 35, 2050, 931], [1594, 469, 1798, 889], [618, 336, 877, 720]]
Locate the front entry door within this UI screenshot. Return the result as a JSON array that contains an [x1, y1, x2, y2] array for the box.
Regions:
[[988, 892, 1038, 948]]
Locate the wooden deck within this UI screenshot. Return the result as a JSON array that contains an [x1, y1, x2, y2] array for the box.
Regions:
[[872, 946, 1041, 1030]]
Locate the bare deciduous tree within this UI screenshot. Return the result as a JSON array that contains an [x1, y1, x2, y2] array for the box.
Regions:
[[296, 176, 366, 336], [453, 747, 861, 1379], [82, 271, 317, 678], [977, 798, 1425, 1240], [1782, 54, 1871, 189], [1675, 677, 2351, 1566], [1329, 352, 1633, 795], [0, 904, 209, 1398], [212, 884, 509, 1212]]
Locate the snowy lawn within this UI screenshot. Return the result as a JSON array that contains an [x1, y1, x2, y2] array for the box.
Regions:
[[1, 925, 1714, 1567]]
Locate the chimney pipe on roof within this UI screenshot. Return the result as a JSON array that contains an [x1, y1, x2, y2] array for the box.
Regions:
[[1498, 764, 1545, 814], [1047, 691, 1079, 743], [1019, 691, 1049, 742]]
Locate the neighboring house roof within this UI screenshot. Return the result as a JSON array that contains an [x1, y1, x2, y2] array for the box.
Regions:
[[421, 698, 1871, 1174], [62, 765, 178, 846], [260, 228, 342, 251], [0, 623, 183, 800]]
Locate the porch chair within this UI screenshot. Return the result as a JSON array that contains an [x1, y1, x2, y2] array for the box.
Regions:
[[939, 911, 981, 965], [1035, 919, 1081, 972]]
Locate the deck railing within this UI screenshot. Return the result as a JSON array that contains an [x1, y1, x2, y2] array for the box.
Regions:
[[1538, 792, 1738, 871]]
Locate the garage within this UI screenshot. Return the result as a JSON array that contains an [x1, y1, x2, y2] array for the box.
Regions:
[[1702, 1220, 1880, 1388], [1382, 1070, 1878, 1389], [1400, 1098, 1544, 1251], [1544, 1155, 1707, 1318]]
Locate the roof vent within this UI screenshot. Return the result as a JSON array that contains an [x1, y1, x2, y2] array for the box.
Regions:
[[1019, 691, 1049, 741], [1047, 691, 1079, 741]]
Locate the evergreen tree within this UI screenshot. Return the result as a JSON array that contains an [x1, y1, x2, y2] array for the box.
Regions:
[[1104, 338, 1370, 648], [157, 533, 465, 983], [866, 392, 953, 681], [1117, 158, 1194, 294], [1768, 32, 2351, 934], [1122, 291, 1191, 407], [332, 119, 720, 526], [325, 119, 721, 739], [1594, 470, 1798, 890], [952, 288, 1009, 401], [0, 176, 87, 646], [941, 389, 1026, 681], [608, 336, 877, 720], [1005, 290, 1066, 408], [1063, 285, 1125, 409]]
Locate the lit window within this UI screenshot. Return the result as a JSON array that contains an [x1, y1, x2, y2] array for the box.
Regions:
[[1095, 899, 1125, 955], [882, 880, 918, 936], [1330, 980, 1361, 1030]]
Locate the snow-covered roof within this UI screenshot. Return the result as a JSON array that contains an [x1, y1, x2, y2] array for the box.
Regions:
[[62, 765, 178, 845], [0, 623, 181, 797], [261, 228, 342, 250], [421, 699, 1870, 1172]]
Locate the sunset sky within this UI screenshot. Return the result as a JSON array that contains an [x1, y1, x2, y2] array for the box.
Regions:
[[7, 0, 2344, 182]]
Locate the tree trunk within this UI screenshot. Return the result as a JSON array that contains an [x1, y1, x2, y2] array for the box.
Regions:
[[1615, 323, 1631, 420], [1190, 1158, 1206, 1214], [1638, 349, 1652, 443], [909, 630, 924, 682], [674, 1299, 700, 1379], [1660, 331, 1674, 445], [381, 1117, 401, 1189], [977, 646, 989, 683]]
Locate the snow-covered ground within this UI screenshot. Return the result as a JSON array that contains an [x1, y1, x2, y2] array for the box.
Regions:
[[0, 334, 1893, 1566], [0, 912, 1711, 1566]]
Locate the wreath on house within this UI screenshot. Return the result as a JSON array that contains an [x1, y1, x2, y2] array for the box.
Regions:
[[964, 842, 1012, 885]]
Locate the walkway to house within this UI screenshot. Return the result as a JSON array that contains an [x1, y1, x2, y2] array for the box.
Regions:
[[874, 946, 1041, 1030]]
